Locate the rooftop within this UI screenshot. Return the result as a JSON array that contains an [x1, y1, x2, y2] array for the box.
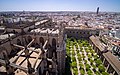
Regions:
[[65, 26, 100, 30], [0, 47, 42, 75], [30, 28, 59, 34], [0, 33, 15, 40], [90, 36, 120, 74]]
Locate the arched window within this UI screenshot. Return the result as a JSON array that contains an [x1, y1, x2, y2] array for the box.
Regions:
[[39, 37, 44, 46], [0, 47, 8, 59], [52, 38, 56, 47], [52, 38, 56, 51], [27, 36, 32, 43], [17, 39, 21, 45], [52, 38, 57, 58], [13, 30, 16, 34]]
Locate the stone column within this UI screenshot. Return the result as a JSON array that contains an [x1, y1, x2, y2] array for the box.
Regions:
[[106, 64, 110, 72], [57, 49, 65, 75]]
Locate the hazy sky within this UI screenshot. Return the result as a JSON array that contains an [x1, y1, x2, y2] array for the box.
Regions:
[[0, 0, 120, 12]]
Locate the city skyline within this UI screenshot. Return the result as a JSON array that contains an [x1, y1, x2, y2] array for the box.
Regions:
[[0, 0, 120, 12]]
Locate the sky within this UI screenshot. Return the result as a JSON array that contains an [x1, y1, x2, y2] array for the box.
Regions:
[[0, 0, 120, 12]]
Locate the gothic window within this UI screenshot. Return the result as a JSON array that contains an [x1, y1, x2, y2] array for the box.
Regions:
[[17, 39, 21, 45], [52, 38, 56, 47], [79, 32, 81, 34], [0, 46, 8, 59], [27, 36, 32, 43], [13, 30, 16, 34], [83, 32, 85, 34], [39, 37, 44, 46], [52, 38, 57, 58]]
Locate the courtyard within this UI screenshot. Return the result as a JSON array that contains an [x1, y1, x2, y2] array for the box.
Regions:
[[65, 38, 109, 75]]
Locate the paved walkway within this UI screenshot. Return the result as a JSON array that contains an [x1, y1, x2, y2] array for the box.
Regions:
[[74, 45, 81, 75], [77, 43, 96, 75], [70, 45, 74, 75], [77, 43, 87, 75], [82, 47, 96, 75]]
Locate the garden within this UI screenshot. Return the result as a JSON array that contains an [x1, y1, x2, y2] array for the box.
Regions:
[[65, 38, 109, 75]]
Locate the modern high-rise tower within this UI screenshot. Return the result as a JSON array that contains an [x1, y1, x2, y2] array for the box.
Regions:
[[97, 7, 99, 14]]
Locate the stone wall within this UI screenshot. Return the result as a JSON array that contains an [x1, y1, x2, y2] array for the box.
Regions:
[[65, 27, 100, 39]]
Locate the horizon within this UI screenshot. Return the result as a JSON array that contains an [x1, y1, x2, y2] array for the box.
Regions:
[[0, 0, 120, 12], [0, 10, 120, 13]]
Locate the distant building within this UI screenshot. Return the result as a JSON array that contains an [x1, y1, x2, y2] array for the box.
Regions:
[[116, 29, 120, 39], [97, 7, 99, 14]]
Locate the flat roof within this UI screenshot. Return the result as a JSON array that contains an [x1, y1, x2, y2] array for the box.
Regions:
[[35, 19, 48, 26], [65, 26, 100, 30], [31, 28, 59, 34], [0, 33, 15, 40]]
